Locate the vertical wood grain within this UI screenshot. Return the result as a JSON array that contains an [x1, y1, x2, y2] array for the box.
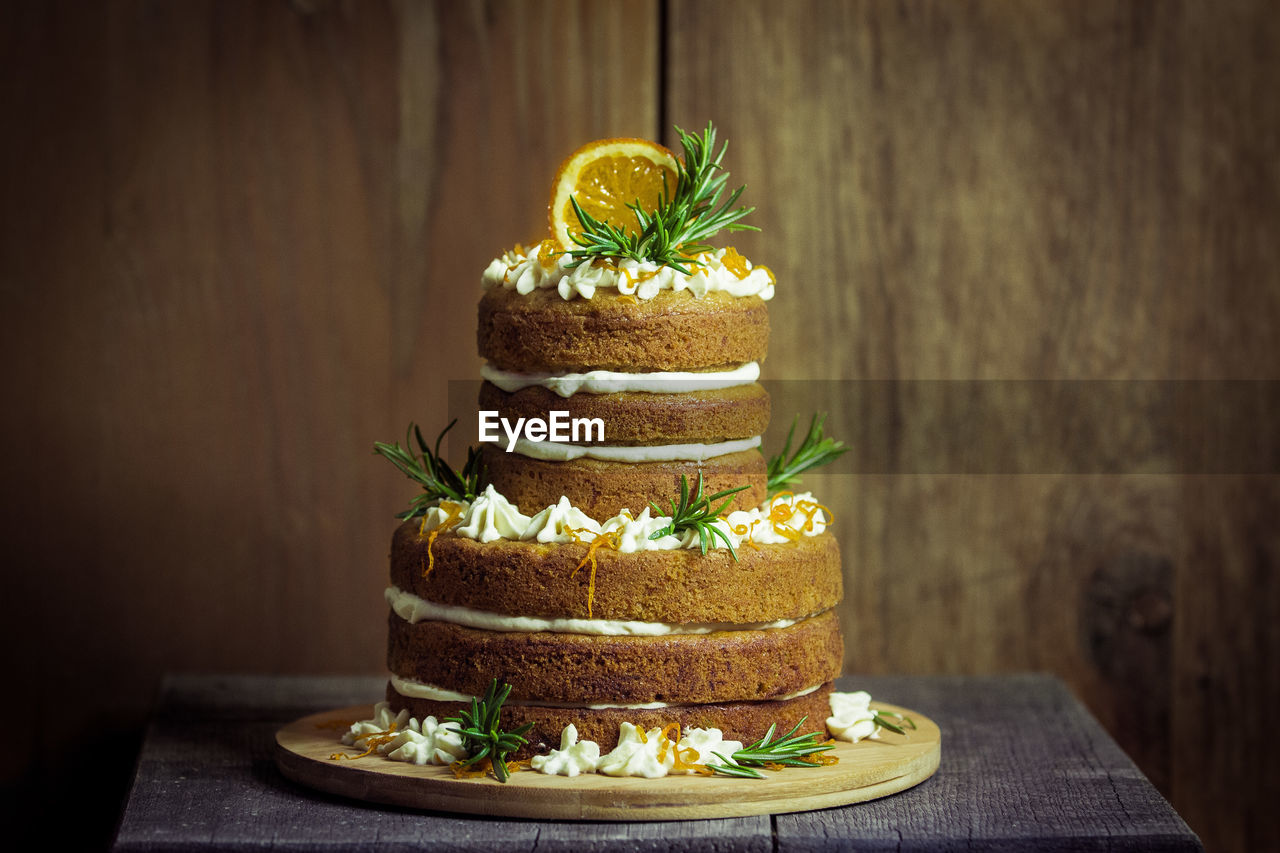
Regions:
[[1, 1, 1275, 851], [667, 2, 1278, 851], [0, 0, 657, 844]]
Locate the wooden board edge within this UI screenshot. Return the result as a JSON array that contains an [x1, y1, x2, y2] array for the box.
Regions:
[[274, 702, 942, 821]]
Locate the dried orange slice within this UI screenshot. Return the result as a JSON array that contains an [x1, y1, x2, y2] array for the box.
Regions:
[[548, 138, 679, 250]]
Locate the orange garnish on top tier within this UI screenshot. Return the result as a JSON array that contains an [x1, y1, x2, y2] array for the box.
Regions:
[[548, 138, 679, 250]]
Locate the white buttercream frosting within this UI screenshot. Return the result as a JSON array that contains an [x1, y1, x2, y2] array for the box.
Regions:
[[480, 362, 761, 397], [826, 690, 881, 743], [452, 484, 531, 542], [339, 702, 467, 765], [509, 435, 761, 463], [482, 244, 775, 302], [520, 496, 602, 544], [382, 716, 468, 766], [341, 701, 413, 749], [678, 728, 743, 772], [596, 507, 682, 552], [724, 491, 830, 545], [411, 489, 828, 554], [385, 586, 803, 636], [529, 724, 601, 777], [597, 723, 677, 778]]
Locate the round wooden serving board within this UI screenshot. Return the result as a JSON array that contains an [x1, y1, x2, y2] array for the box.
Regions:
[[275, 703, 940, 820]]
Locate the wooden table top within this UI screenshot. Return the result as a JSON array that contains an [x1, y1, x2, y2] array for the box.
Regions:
[[111, 673, 1202, 852]]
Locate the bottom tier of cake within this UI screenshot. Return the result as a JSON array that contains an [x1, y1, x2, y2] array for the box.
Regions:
[[384, 680, 836, 759]]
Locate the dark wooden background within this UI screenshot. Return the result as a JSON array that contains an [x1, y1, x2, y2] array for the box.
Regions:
[[2, 2, 1276, 850]]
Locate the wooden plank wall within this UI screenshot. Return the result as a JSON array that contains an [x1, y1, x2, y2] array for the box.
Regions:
[[1, 2, 1275, 850]]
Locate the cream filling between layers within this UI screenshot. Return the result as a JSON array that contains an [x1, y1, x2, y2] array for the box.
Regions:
[[389, 675, 822, 710], [511, 435, 761, 462], [386, 585, 812, 636], [480, 362, 761, 397]]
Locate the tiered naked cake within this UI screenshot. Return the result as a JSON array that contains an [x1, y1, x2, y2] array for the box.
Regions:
[[379, 129, 846, 758]]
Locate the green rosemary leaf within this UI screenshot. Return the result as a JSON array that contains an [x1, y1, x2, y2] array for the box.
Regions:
[[707, 757, 764, 779], [374, 420, 484, 518], [872, 710, 917, 736], [445, 678, 532, 783], [647, 474, 748, 560], [719, 716, 836, 774], [765, 413, 849, 496]]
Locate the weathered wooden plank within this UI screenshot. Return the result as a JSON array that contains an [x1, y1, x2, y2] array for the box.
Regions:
[[1, 0, 658, 848], [665, 4, 1279, 853], [1173, 477, 1280, 853], [3, 0, 660, 670], [2, 2, 1276, 852], [115, 674, 771, 852], [109, 674, 1198, 851], [778, 675, 1200, 852]]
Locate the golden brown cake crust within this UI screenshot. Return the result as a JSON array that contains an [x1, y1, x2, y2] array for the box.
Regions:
[[478, 287, 769, 373], [478, 381, 771, 446], [480, 446, 767, 520], [389, 524, 843, 623], [385, 681, 836, 759], [387, 609, 842, 705]]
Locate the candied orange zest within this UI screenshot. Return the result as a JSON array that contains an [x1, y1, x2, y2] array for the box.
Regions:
[[801, 750, 840, 766], [329, 723, 399, 760], [421, 501, 465, 578], [766, 493, 832, 541], [619, 265, 660, 291], [567, 527, 621, 618], [727, 518, 762, 551], [534, 238, 563, 271], [719, 246, 751, 277], [766, 493, 804, 542], [658, 723, 702, 774], [449, 758, 490, 779], [655, 723, 681, 766], [717, 248, 774, 288], [793, 499, 832, 534]]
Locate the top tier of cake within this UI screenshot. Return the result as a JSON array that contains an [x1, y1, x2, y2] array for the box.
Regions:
[[475, 247, 776, 520]]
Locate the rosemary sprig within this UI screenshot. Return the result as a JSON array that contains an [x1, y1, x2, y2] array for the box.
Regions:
[[708, 717, 836, 779], [872, 709, 917, 736], [445, 679, 534, 783], [765, 413, 849, 496], [373, 420, 483, 519], [568, 122, 758, 274], [648, 474, 748, 560]]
